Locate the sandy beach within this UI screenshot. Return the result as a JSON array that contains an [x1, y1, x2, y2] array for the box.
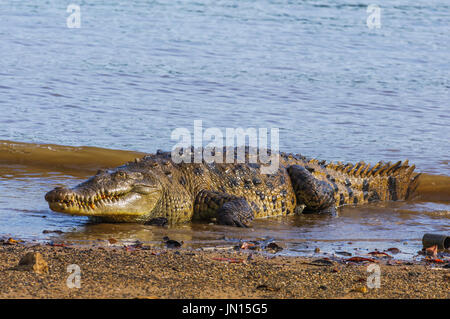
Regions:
[[0, 242, 448, 299]]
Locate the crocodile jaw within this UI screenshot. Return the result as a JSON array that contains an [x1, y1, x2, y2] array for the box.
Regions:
[[45, 186, 161, 221]]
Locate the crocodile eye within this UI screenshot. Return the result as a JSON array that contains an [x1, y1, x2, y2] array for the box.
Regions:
[[114, 171, 127, 179]]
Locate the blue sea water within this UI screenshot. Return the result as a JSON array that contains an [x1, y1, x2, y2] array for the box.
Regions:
[[0, 0, 449, 173]]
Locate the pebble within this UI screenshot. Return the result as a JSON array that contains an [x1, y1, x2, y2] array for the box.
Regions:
[[17, 252, 49, 274]]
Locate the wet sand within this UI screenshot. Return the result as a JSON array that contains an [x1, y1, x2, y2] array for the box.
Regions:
[[0, 243, 448, 299]]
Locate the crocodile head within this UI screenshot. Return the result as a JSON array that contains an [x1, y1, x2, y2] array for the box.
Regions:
[[45, 167, 162, 222]]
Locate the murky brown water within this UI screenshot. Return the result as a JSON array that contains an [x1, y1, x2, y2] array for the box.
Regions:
[[0, 140, 449, 260]]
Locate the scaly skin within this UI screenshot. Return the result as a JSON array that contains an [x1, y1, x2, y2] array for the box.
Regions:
[[45, 148, 419, 227]]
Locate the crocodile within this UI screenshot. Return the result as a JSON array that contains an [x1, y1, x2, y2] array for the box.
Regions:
[[45, 147, 420, 227]]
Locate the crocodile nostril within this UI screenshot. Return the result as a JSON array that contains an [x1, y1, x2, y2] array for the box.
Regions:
[[45, 189, 58, 202]]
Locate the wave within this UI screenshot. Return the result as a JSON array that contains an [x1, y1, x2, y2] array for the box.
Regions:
[[0, 140, 449, 201]]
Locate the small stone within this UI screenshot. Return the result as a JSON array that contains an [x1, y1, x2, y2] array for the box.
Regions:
[[311, 258, 334, 266], [5, 238, 18, 245], [42, 230, 64, 234], [444, 274, 450, 282], [163, 236, 182, 248], [351, 286, 368, 294], [335, 251, 352, 256], [386, 247, 400, 254], [425, 245, 438, 258], [265, 242, 283, 253], [331, 267, 339, 273], [17, 252, 49, 274]]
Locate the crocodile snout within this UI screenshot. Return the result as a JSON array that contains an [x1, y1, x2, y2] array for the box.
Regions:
[[45, 187, 72, 203]]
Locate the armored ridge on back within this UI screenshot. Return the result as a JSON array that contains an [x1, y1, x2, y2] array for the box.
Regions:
[[45, 147, 420, 227]]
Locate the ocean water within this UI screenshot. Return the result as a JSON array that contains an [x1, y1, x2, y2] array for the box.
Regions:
[[0, 1, 448, 257]]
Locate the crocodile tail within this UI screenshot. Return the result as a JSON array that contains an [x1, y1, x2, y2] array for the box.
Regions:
[[405, 171, 421, 200], [310, 159, 419, 206]]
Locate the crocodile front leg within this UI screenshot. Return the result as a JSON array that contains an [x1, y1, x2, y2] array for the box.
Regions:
[[193, 190, 254, 227], [287, 165, 336, 213]]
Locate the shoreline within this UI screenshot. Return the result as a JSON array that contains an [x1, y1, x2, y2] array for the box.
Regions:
[[0, 243, 448, 299]]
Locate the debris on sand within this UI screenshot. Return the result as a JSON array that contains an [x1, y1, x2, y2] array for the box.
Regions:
[[1, 243, 449, 298], [425, 256, 446, 264]]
